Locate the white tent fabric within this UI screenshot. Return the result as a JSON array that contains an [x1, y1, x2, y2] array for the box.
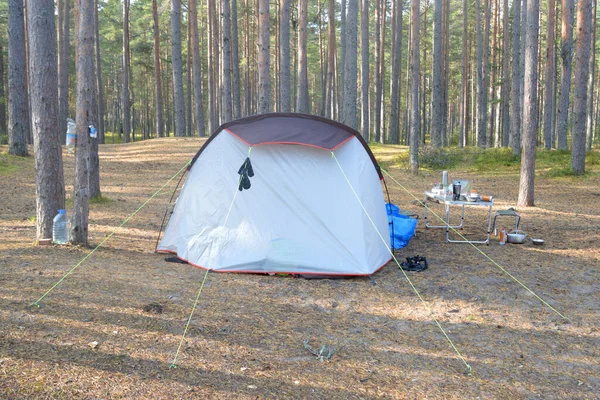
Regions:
[[158, 130, 391, 275]]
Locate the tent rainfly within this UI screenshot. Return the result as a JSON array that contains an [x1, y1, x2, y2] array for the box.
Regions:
[[157, 113, 392, 276]]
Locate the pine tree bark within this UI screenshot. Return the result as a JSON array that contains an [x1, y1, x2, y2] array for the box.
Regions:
[[556, 0, 574, 150], [374, 0, 382, 142], [326, 0, 337, 119], [208, 0, 218, 129], [517, 0, 539, 207], [258, 0, 271, 114], [58, 0, 70, 144], [360, 0, 369, 140], [460, 0, 468, 147], [0, 37, 6, 136], [186, 20, 193, 136], [26, 0, 65, 240], [296, 0, 309, 113], [340, 0, 347, 117], [341, 0, 358, 129], [190, 0, 205, 136], [543, 0, 557, 150], [221, 0, 233, 122], [571, 0, 593, 174], [279, 0, 291, 112], [388, 0, 402, 144], [231, 0, 241, 119], [431, 0, 443, 148], [94, 0, 104, 143], [500, 0, 510, 147], [122, 0, 131, 142], [72, 0, 98, 245], [509, 0, 522, 153], [8, 0, 29, 156], [410, 0, 420, 174], [586, 0, 597, 151], [171, 0, 186, 136], [152, 0, 165, 137], [475, 0, 485, 147]]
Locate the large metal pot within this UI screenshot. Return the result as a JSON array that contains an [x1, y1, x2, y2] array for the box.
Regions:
[[507, 230, 527, 244]]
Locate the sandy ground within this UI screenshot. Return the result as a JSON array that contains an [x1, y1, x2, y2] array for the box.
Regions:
[[0, 138, 599, 399]]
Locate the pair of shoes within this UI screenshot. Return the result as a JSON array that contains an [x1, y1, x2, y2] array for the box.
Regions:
[[400, 255, 428, 272]]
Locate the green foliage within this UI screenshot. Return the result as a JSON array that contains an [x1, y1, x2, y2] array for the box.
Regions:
[[0, 133, 7, 145], [0, 152, 19, 174], [470, 147, 520, 172], [104, 131, 125, 144], [418, 145, 465, 170], [90, 194, 112, 205]]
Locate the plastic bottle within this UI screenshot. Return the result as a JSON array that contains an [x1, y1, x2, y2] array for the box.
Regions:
[[499, 227, 507, 245], [52, 209, 69, 244], [66, 119, 76, 155]]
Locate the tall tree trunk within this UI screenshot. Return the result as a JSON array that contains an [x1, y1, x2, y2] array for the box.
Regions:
[[460, 0, 468, 147], [190, 0, 205, 136], [27, 0, 65, 240], [221, 0, 233, 122], [122, 0, 131, 142], [72, 0, 97, 245], [279, 0, 291, 112], [296, 0, 309, 113], [152, 0, 165, 137], [8, 0, 29, 156], [442, 0, 450, 145], [94, 0, 104, 144], [171, 0, 186, 136], [571, 0, 593, 174], [431, 0, 443, 147], [186, 20, 192, 136], [388, 0, 402, 144], [374, 0, 382, 142], [489, 0, 498, 146], [360, 0, 369, 140], [517, 0, 539, 207], [341, 0, 358, 128], [58, 0, 70, 144], [410, 0, 420, 174], [258, 0, 271, 114], [326, 0, 337, 119], [509, 0, 522, 153], [556, 0, 575, 150], [231, 0, 241, 119], [208, 0, 218, 129], [0, 37, 6, 136], [340, 0, 346, 117], [543, 0, 557, 150], [586, 0, 597, 151], [500, 0, 510, 147], [478, 0, 490, 147]]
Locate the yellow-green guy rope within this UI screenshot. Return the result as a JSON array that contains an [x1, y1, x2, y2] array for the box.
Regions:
[[380, 167, 569, 321], [169, 147, 253, 368], [332, 152, 472, 375], [32, 159, 192, 307]]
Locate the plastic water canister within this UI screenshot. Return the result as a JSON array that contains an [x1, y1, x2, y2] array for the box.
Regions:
[[66, 119, 76, 154], [52, 209, 69, 244]]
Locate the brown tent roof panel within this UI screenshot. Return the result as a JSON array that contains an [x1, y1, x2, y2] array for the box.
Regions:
[[191, 113, 382, 178]]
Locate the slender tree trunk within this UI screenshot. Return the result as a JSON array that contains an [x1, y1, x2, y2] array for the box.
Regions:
[[410, 0, 420, 174], [27, 0, 65, 240], [279, 0, 291, 112], [571, 0, 593, 174], [296, 0, 309, 113], [221, 0, 233, 122], [152, 0, 165, 137], [442, 0, 450, 145], [122, 0, 131, 142], [360, 0, 369, 140], [478, 0, 490, 147], [186, 20, 193, 136], [58, 0, 70, 144], [326, 0, 337, 119], [190, 0, 205, 136], [8, 0, 29, 156], [0, 37, 5, 136], [518, 0, 539, 207], [171, 0, 186, 136], [500, 0, 510, 147], [374, 0, 382, 142], [231, 0, 241, 119], [318, 0, 327, 116], [509, 0, 522, 153], [388, 0, 402, 144], [489, 0, 498, 147], [208, 0, 218, 128], [341, 0, 358, 128], [556, 0, 575, 150], [72, 0, 97, 245], [543, 0, 558, 150], [586, 0, 597, 151], [460, 0, 468, 147], [431, 0, 443, 147], [258, 0, 271, 113], [340, 0, 346, 117], [94, 0, 104, 143]]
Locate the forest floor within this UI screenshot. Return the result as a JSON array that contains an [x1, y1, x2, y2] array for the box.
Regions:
[[0, 138, 599, 399]]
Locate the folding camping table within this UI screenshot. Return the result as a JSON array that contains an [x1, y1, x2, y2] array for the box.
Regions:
[[423, 191, 494, 244]]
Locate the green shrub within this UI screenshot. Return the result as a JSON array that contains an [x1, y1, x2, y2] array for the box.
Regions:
[[418, 145, 464, 170]]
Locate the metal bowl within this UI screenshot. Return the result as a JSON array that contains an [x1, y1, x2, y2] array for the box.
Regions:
[[507, 230, 527, 244], [531, 238, 545, 245]]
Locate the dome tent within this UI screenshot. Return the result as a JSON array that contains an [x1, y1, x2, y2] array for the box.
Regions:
[[157, 113, 392, 276]]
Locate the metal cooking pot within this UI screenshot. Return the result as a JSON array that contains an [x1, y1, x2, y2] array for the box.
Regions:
[[507, 230, 527, 244]]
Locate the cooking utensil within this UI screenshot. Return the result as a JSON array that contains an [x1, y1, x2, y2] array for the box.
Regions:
[[507, 230, 527, 244], [531, 238, 544, 245]]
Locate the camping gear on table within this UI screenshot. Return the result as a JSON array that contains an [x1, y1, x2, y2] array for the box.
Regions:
[[158, 113, 401, 276]]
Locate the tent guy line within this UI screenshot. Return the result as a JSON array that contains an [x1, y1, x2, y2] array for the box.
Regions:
[[380, 168, 570, 322], [332, 152, 473, 376], [30, 159, 193, 307]]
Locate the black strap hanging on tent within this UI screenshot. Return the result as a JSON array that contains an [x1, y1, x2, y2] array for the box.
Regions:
[[154, 167, 189, 252], [382, 174, 395, 252]]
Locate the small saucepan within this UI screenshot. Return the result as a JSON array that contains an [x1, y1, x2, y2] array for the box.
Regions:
[[507, 230, 527, 244]]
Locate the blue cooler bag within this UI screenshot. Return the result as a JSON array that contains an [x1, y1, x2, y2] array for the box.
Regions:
[[386, 203, 417, 249]]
